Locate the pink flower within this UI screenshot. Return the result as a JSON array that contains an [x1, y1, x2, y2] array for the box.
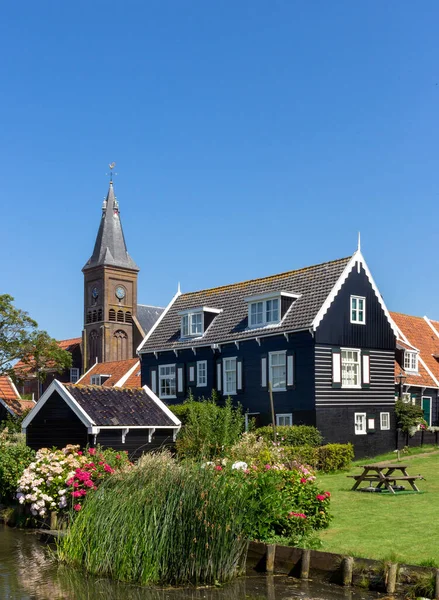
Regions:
[[84, 479, 94, 488], [116, 454, 121, 459], [324, 491, 331, 497], [316, 494, 326, 501], [66, 478, 74, 486], [98, 461, 104, 465], [214, 465, 222, 471], [104, 464, 114, 473], [72, 491, 82, 498], [73, 504, 82, 511], [288, 512, 307, 519], [264, 464, 271, 470], [77, 451, 83, 456], [88, 448, 96, 456], [300, 478, 307, 484]]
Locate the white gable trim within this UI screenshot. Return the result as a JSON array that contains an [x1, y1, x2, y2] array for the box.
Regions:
[[391, 321, 420, 352], [76, 358, 98, 384], [22, 380, 94, 431], [424, 316, 439, 340], [115, 360, 140, 387], [312, 250, 397, 336], [417, 356, 439, 389], [141, 384, 181, 426], [137, 289, 182, 354], [0, 397, 17, 416]]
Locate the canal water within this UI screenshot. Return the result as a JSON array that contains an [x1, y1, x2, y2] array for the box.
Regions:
[[0, 526, 392, 600]]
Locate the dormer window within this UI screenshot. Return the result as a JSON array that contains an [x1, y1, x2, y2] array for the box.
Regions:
[[179, 306, 222, 339], [245, 292, 299, 329], [404, 351, 418, 373]]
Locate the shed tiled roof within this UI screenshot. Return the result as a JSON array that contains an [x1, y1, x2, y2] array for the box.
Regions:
[[65, 384, 176, 427], [140, 256, 352, 352], [390, 312, 439, 389], [78, 358, 139, 387], [137, 304, 165, 335], [123, 368, 142, 388], [0, 376, 34, 416]]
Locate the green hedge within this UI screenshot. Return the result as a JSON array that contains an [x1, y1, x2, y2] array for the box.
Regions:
[[284, 443, 354, 473], [255, 425, 323, 447]]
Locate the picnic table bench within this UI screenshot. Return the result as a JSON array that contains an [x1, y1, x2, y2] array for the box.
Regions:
[[347, 462, 424, 494]]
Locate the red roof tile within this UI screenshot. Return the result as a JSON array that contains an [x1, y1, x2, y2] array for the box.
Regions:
[[390, 312, 439, 389], [14, 336, 81, 375], [77, 358, 140, 388], [0, 376, 35, 416]]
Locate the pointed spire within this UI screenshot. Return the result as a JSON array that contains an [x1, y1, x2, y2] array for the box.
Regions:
[[83, 180, 139, 272], [357, 231, 361, 252]]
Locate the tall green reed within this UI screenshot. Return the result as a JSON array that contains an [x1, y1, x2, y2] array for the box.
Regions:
[[57, 452, 250, 586]]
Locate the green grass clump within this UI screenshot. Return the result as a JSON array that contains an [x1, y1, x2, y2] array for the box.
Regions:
[[57, 451, 249, 586]]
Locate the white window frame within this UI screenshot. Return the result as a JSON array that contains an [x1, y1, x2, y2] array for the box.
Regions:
[[244, 412, 260, 432], [350, 295, 366, 325], [380, 412, 390, 430], [90, 374, 110, 385], [276, 413, 292, 426], [341, 348, 362, 389], [181, 312, 203, 338], [70, 368, 80, 383], [248, 297, 280, 328], [158, 364, 176, 399], [197, 360, 207, 387], [354, 412, 367, 435], [223, 357, 237, 396], [404, 351, 418, 373], [269, 351, 287, 392]]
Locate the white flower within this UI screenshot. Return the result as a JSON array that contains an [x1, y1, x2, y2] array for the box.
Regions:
[[231, 461, 248, 471], [201, 462, 215, 469]]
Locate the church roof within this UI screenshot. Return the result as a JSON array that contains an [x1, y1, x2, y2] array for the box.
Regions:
[[137, 304, 165, 335], [83, 181, 139, 272]]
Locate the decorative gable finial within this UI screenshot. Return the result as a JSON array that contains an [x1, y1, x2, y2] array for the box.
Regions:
[[357, 231, 361, 252], [107, 162, 117, 183], [177, 281, 181, 294]]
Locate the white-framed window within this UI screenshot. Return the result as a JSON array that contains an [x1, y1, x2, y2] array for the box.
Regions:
[[341, 348, 361, 388], [269, 351, 287, 391], [223, 357, 237, 395], [354, 412, 367, 435], [350, 296, 366, 324], [159, 364, 176, 398], [181, 312, 203, 337], [197, 360, 207, 387], [380, 412, 390, 430], [249, 297, 280, 328], [276, 413, 292, 426], [404, 351, 418, 373], [70, 368, 80, 383], [90, 374, 110, 385], [245, 412, 260, 431]]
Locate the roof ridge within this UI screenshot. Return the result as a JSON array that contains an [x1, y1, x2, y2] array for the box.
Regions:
[[181, 255, 353, 297], [390, 311, 425, 320], [137, 304, 165, 309]]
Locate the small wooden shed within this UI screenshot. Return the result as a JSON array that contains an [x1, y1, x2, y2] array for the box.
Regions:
[[22, 380, 181, 457]]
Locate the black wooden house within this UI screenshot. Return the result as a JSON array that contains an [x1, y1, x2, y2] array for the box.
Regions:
[[22, 380, 181, 457], [138, 248, 397, 457]]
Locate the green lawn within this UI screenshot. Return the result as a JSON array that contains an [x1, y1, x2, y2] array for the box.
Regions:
[[317, 450, 439, 566]]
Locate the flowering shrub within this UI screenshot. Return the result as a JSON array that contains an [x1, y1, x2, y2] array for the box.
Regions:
[[0, 431, 35, 502], [204, 459, 331, 543], [16, 445, 130, 518]]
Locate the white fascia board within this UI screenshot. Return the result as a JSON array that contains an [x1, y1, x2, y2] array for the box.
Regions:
[[142, 384, 182, 426], [86, 425, 180, 429], [8, 377, 23, 401], [178, 306, 222, 316], [22, 380, 94, 430], [76, 361, 99, 384], [424, 316, 439, 340], [115, 360, 140, 388], [312, 250, 398, 336], [137, 289, 182, 355], [244, 291, 300, 303], [417, 356, 439, 388], [0, 397, 17, 416]]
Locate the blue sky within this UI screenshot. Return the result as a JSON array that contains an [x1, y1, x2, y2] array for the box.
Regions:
[[1, 2, 438, 339]]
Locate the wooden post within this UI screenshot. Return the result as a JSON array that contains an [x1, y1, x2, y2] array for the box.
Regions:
[[386, 563, 398, 594], [266, 574, 275, 600], [50, 511, 58, 530], [342, 556, 354, 586], [268, 383, 277, 442], [435, 568, 439, 600], [266, 544, 275, 573], [300, 549, 311, 579]]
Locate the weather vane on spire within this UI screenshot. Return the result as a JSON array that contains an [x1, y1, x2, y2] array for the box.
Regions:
[[107, 162, 117, 183]]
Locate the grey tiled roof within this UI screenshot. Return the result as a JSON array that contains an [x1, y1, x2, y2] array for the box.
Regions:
[[137, 304, 165, 335], [66, 385, 176, 427], [83, 182, 139, 271], [140, 256, 352, 353]]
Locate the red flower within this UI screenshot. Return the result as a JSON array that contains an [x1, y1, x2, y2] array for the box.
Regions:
[[84, 479, 94, 488], [104, 464, 114, 473], [71, 490, 82, 498], [88, 448, 96, 456], [300, 478, 307, 484], [66, 478, 74, 486], [73, 504, 82, 511], [316, 494, 326, 501], [98, 461, 104, 465], [324, 491, 331, 497], [214, 465, 222, 471], [116, 454, 121, 459], [77, 451, 83, 456]]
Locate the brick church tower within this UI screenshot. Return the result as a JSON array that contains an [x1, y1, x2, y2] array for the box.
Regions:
[[82, 175, 140, 370]]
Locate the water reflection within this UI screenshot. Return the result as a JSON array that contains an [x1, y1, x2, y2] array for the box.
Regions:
[[0, 526, 391, 600]]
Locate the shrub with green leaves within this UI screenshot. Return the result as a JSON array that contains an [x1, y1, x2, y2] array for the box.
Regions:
[[317, 443, 354, 472], [255, 425, 323, 447], [0, 437, 35, 502], [395, 400, 426, 435], [171, 395, 244, 460]]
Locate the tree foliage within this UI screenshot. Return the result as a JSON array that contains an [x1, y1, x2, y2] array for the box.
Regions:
[[395, 399, 425, 434], [0, 294, 72, 383]]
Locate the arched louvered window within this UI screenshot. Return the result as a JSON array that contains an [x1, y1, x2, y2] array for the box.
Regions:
[[88, 330, 100, 366], [97, 309, 103, 321], [92, 311, 97, 322], [117, 310, 124, 322], [109, 309, 116, 321], [87, 311, 92, 324], [125, 311, 132, 323], [113, 330, 128, 361]]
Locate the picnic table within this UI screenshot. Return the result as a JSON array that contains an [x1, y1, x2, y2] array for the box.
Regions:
[[348, 462, 424, 494]]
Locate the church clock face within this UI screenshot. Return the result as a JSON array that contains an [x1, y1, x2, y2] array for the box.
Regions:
[[115, 285, 126, 300]]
